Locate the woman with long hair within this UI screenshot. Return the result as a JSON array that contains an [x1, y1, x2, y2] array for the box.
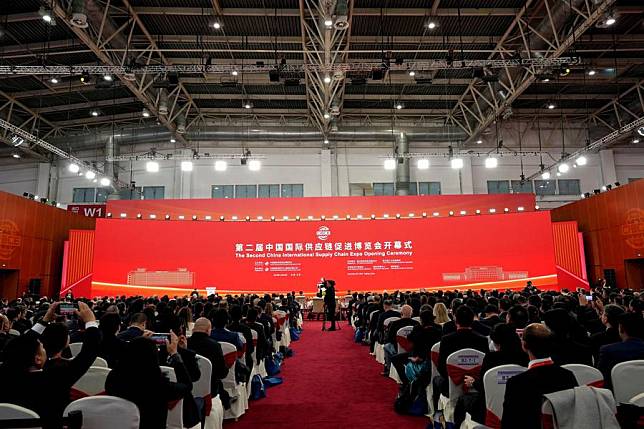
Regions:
[[433, 302, 450, 325]]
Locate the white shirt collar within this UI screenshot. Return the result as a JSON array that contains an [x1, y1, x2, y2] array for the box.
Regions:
[[528, 357, 554, 369]]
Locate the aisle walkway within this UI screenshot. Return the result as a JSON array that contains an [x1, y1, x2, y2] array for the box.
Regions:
[[227, 321, 428, 429]]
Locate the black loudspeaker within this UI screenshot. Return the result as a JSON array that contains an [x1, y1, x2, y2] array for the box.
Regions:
[[603, 269, 617, 288], [28, 278, 41, 296]]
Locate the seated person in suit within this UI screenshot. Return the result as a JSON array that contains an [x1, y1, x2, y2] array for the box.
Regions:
[[433, 305, 489, 409], [480, 304, 502, 329], [97, 311, 126, 368], [442, 299, 491, 337], [382, 305, 419, 376], [501, 323, 578, 429], [543, 308, 592, 366], [590, 304, 625, 364], [0, 302, 100, 428], [506, 304, 529, 333], [375, 300, 401, 344], [209, 308, 243, 351], [597, 312, 644, 389], [228, 305, 255, 371], [116, 312, 148, 341], [245, 308, 268, 364]]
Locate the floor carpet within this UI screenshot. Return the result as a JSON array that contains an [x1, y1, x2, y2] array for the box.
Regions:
[[227, 321, 428, 429]]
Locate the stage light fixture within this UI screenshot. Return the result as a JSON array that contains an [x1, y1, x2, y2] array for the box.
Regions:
[[307, 215, 314, 220], [85, 170, 96, 180], [370, 214, 376, 220], [408, 213, 415, 218], [395, 103, 403, 110], [141, 108, 151, 118], [119, 213, 127, 218], [39, 7, 53, 23], [34, 195, 40, 202], [323, 112, 330, 119], [504, 208, 510, 213], [323, 139, 329, 145], [427, 20, 437, 29], [12, 153, 20, 159], [475, 209, 481, 214], [632, 138, 640, 144], [296, 216, 301, 221], [580, 193, 586, 199], [601, 185, 607, 191], [422, 212, 427, 218], [323, 75, 331, 84], [383, 214, 390, 218], [106, 212, 112, 218], [258, 216, 264, 220], [244, 102, 252, 109], [136, 213, 142, 219], [146, 161, 159, 172], [170, 137, 176, 143], [103, 74, 113, 82], [214, 160, 227, 171], [395, 213, 401, 219], [219, 215, 225, 221], [541, 171, 551, 180], [178, 215, 185, 220], [191, 215, 197, 220], [346, 215, 351, 220], [489, 208, 496, 213], [433, 212, 439, 217], [356, 214, 363, 219], [271, 216, 276, 221], [324, 18, 333, 27], [165, 214, 171, 220], [80, 72, 91, 84], [100, 177, 111, 186], [417, 158, 430, 170], [212, 21, 221, 29], [383, 158, 396, 170], [459, 210, 466, 215], [180, 161, 193, 172], [558, 163, 569, 173], [320, 215, 326, 220], [283, 216, 290, 220], [50, 77, 59, 84], [449, 211, 454, 216], [484, 156, 498, 169], [450, 158, 464, 169], [149, 214, 157, 219], [246, 216, 251, 221], [476, 139, 483, 144], [606, 184, 613, 191], [408, 70, 415, 77], [614, 182, 621, 187], [547, 103, 556, 110], [575, 156, 587, 166], [231, 70, 238, 76], [90, 109, 100, 117], [517, 206, 525, 211], [605, 14, 616, 26], [332, 215, 339, 220], [248, 160, 261, 171], [584, 192, 591, 198], [637, 126, 644, 137], [40, 197, 48, 204], [588, 69, 596, 76]]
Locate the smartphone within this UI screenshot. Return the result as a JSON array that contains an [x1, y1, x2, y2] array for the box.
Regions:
[[59, 302, 77, 315], [150, 333, 171, 345], [586, 295, 593, 301]]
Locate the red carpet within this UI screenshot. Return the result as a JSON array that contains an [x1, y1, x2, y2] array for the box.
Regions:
[[227, 321, 428, 428]]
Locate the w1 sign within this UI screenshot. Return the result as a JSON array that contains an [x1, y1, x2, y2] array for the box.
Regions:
[[67, 204, 106, 218]]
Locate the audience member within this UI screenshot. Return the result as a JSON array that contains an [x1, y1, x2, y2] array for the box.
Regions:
[[597, 312, 644, 389]]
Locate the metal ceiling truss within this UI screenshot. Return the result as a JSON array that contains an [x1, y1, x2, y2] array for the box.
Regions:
[[589, 79, 644, 131], [448, 0, 616, 145]]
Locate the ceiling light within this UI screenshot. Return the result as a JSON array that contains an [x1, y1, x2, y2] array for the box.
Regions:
[[244, 102, 252, 109], [213, 21, 221, 29], [142, 108, 151, 118], [408, 70, 415, 77], [89, 109, 100, 117], [323, 112, 330, 119], [575, 156, 587, 166], [248, 160, 261, 171], [485, 156, 498, 169], [11, 136, 24, 147], [323, 139, 329, 144], [633, 138, 641, 144], [323, 75, 331, 84], [39, 7, 53, 23], [50, 77, 59, 84], [68, 163, 80, 173], [170, 138, 176, 143], [231, 70, 238, 76], [451, 158, 464, 169], [180, 161, 193, 172], [588, 69, 596, 76], [476, 139, 483, 144], [85, 170, 96, 180], [12, 153, 20, 159], [427, 20, 437, 30], [80, 72, 91, 84], [541, 171, 551, 180], [605, 15, 616, 26], [556, 172, 562, 177], [146, 161, 159, 173], [214, 160, 227, 171], [417, 158, 430, 170], [100, 177, 111, 186], [395, 103, 403, 110], [558, 163, 569, 173], [547, 103, 556, 110], [324, 18, 333, 27], [384, 159, 396, 170], [637, 126, 644, 137], [103, 74, 113, 82]]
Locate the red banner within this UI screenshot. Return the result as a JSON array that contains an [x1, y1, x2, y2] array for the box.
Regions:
[[67, 204, 107, 218], [91, 211, 558, 297]]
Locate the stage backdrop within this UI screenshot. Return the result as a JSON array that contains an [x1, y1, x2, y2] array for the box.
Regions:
[[90, 211, 558, 297]]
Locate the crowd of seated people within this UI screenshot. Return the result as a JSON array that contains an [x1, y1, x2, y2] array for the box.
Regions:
[[0, 292, 302, 429], [348, 284, 644, 428]]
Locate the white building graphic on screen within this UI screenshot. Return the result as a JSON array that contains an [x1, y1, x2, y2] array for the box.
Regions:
[[442, 266, 528, 282], [128, 268, 195, 286]]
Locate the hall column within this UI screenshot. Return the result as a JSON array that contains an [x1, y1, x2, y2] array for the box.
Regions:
[[459, 157, 474, 194], [36, 162, 52, 199], [173, 149, 192, 198], [320, 149, 333, 196], [599, 149, 617, 186]]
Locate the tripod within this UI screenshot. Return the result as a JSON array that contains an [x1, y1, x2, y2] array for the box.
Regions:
[[322, 303, 341, 331]]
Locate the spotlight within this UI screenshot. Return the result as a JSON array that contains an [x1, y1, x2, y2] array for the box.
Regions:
[[475, 209, 481, 214], [450, 158, 464, 169], [417, 159, 430, 170], [68, 163, 80, 173], [484, 157, 498, 169], [324, 18, 333, 27], [332, 215, 339, 220], [106, 213, 112, 218], [535, 205, 540, 210], [231, 70, 238, 76], [146, 161, 159, 173], [593, 189, 601, 195], [103, 74, 113, 82], [584, 192, 591, 198], [476, 139, 483, 144], [248, 160, 261, 171], [559, 65, 571, 77], [384, 159, 396, 170], [636, 126, 644, 137], [89, 109, 100, 117], [142, 108, 151, 118], [231, 216, 238, 220], [606, 184, 613, 191], [220, 215, 225, 221], [432, 212, 439, 217], [449, 211, 454, 216], [408, 70, 415, 77], [212, 21, 221, 29], [588, 69, 596, 76], [605, 15, 616, 26], [346, 215, 351, 220], [136, 213, 142, 219], [504, 208, 510, 213], [547, 103, 556, 110], [170, 137, 176, 143], [541, 171, 551, 180], [323, 112, 331, 119], [422, 212, 427, 218], [246, 216, 251, 221], [321, 215, 326, 220], [323, 139, 330, 145], [85, 171, 96, 180], [34, 195, 39, 201], [39, 7, 53, 23], [80, 72, 91, 84], [395, 103, 403, 110], [575, 156, 587, 166], [558, 163, 569, 173], [459, 211, 466, 215], [258, 216, 265, 220], [632, 138, 640, 144], [50, 77, 59, 84], [11, 153, 20, 159], [323, 75, 331, 84], [149, 214, 157, 219], [271, 216, 276, 221], [244, 102, 252, 109], [370, 214, 376, 220], [518, 206, 525, 211], [427, 20, 437, 29], [181, 161, 193, 172], [408, 213, 414, 218], [614, 182, 621, 187], [489, 208, 496, 213], [296, 216, 301, 221], [601, 185, 607, 191], [214, 160, 227, 171], [383, 214, 389, 218], [165, 214, 171, 220]]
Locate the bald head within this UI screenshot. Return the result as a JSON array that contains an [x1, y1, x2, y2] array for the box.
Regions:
[[401, 305, 413, 318], [522, 322, 553, 359], [193, 317, 212, 335]]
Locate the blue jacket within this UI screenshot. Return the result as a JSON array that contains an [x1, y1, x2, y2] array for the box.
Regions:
[[210, 328, 243, 351], [597, 338, 644, 389]]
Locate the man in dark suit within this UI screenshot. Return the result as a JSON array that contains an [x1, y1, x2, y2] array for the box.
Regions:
[[597, 312, 644, 389], [383, 304, 419, 376], [187, 317, 230, 409], [209, 308, 243, 351], [323, 280, 337, 331], [590, 304, 625, 363], [228, 305, 255, 370], [116, 312, 147, 341], [480, 304, 502, 329], [436, 305, 489, 398], [245, 308, 268, 363], [501, 323, 578, 429], [375, 299, 400, 343]]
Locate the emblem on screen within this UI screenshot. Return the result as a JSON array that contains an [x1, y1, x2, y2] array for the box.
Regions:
[[316, 226, 331, 241]]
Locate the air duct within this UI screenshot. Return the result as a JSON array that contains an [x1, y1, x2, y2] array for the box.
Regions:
[[158, 89, 169, 116], [104, 136, 119, 198], [175, 111, 186, 134], [69, 0, 88, 28], [334, 0, 349, 30], [395, 133, 410, 195]]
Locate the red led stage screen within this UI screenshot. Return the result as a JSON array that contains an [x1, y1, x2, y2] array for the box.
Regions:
[[91, 211, 558, 296]]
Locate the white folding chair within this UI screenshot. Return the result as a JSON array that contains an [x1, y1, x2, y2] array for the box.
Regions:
[[388, 325, 415, 384], [71, 366, 110, 400], [482, 364, 527, 428], [220, 342, 247, 420], [426, 342, 441, 417], [611, 360, 644, 404], [562, 363, 604, 388], [0, 403, 40, 429], [542, 386, 619, 429], [64, 396, 140, 429], [160, 366, 183, 429], [68, 342, 83, 357], [412, 316, 421, 323], [194, 355, 223, 429], [440, 348, 486, 424], [629, 392, 644, 407], [92, 357, 109, 368]]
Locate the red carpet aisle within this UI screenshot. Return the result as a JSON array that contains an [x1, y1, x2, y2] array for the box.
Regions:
[[227, 322, 427, 429]]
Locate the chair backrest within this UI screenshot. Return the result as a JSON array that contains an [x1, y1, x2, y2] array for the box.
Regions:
[[368, 310, 378, 323], [395, 325, 415, 353], [611, 359, 644, 404], [237, 333, 247, 359], [194, 354, 212, 398], [219, 341, 238, 385], [160, 366, 183, 429], [69, 342, 83, 357], [383, 316, 400, 328], [412, 316, 421, 323], [92, 357, 109, 368], [629, 392, 644, 407], [430, 342, 440, 379], [295, 296, 306, 308], [64, 396, 140, 429], [482, 364, 527, 428], [8, 329, 20, 336], [0, 403, 40, 429], [562, 363, 604, 388], [446, 348, 486, 401], [312, 298, 325, 313], [71, 366, 110, 399]]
